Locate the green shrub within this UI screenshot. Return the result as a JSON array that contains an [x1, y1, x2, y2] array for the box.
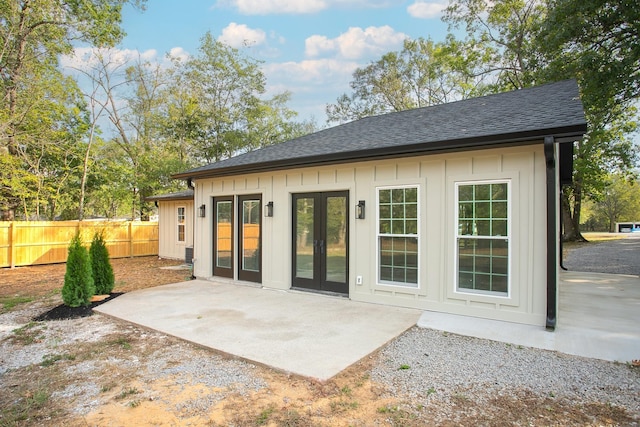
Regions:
[[90, 230, 114, 294], [62, 233, 94, 307]]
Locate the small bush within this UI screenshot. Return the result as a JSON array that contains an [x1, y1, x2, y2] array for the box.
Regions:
[[90, 230, 115, 294], [62, 233, 94, 307]]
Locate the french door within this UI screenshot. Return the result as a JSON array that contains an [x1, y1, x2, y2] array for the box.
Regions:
[[212, 195, 262, 283], [292, 192, 349, 294]]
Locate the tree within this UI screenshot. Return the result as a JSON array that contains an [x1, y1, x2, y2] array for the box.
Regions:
[[444, 0, 639, 240], [443, 0, 547, 91], [1, 0, 145, 219], [90, 230, 114, 294], [326, 36, 489, 124], [165, 33, 301, 163], [62, 232, 94, 307]]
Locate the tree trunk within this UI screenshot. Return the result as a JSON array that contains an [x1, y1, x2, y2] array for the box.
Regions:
[[562, 185, 587, 242]]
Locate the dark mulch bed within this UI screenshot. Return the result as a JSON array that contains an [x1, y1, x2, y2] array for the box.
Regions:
[[33, 293, 123, 321]]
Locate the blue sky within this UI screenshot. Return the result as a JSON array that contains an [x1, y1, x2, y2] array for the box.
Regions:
[[64, 0, 453, 124]]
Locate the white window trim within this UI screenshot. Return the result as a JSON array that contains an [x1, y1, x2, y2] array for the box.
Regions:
[[454, 179, 512, 298], [177, 206, 186, 243], [376, 184, 421, 288]]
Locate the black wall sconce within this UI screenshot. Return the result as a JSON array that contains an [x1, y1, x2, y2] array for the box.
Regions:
[[198, 204, 206, 218], [264, 201, 274, 217], [356, 200, 365, 219]]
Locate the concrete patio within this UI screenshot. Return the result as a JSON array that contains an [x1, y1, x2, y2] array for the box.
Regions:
[[94, 280, 421, 381], [419, 271, 640, 362], [95, 270, 640, 381]]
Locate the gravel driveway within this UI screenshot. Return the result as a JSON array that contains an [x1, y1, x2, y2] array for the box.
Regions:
[[564, 234, 640, 275]]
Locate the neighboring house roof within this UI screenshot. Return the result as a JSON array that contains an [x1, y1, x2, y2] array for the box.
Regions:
[[173, 79, 587, 180], [146, 189, 194, 202]]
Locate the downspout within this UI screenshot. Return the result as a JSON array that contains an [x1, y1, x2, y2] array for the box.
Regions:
[[187, 178, 196, 280], [544, 136, 557, 330]]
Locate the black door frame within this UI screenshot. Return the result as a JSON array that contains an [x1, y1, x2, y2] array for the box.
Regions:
[[291, 191, 349, 295], [212, 196, 234, 278], [237, 194, 262, 283]]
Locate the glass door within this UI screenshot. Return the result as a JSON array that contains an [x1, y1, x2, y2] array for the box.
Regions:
[[213, 197, 233, 278], [238, 194, 261, 283], [292, 192, 348, 294]]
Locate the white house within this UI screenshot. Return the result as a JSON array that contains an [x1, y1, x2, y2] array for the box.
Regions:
[[146, 190, 194, 261], [173, 80, 587, 329]]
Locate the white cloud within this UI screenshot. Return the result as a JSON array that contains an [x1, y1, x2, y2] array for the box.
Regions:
[[216, 0, 327, 15], [166, 47, 190, 63], [305, 26, 407, 60], [407, 1, 447, 18], [264, 58, 358, 86], [215, 0, 405, 15], [218, 22, 267, 48], [60, 47, 160, 73]]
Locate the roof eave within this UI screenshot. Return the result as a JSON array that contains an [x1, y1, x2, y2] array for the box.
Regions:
[[172, 124, 587, 181]]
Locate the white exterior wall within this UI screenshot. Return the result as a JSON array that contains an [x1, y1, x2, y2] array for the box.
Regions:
[[158, 200, 194, 260], [192, 144, 549, 326]]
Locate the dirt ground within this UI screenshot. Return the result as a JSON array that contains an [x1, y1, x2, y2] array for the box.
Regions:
[[0, 257, 638, 426]]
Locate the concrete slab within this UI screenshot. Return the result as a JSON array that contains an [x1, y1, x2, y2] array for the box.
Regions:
[[418, 271, 640, 362], [94, 280, 420, 381]]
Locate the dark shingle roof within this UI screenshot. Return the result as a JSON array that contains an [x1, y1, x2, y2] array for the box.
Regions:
[[174, 80, 586, 180], [146, 189, 194, 202]]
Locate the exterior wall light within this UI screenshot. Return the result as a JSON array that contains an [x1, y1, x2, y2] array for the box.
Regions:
[[264, 201, 274, 217], [356, 200, 365, 219], [198, 204, 206, 218]]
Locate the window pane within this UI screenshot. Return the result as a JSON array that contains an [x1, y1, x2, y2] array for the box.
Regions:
[[242, 200, 260, 272], [476, 184, 490, 200], [378, 187, 419, 287], [405, 203, 417, 219], [405, 187, 417, 203], [295, 197, 314, 280], [459, 186, 473, 201], [476, 202, 490, 218], [379, 204, 391, 219], [493, 201, 507, 218], [379, 189, 391, 204], [216, 201, 232, 269], [492, 183, 507, 200]]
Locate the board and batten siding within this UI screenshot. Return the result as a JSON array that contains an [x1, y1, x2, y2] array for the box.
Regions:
[[192, 144, 548, 326], [157, 200, 193, 260]]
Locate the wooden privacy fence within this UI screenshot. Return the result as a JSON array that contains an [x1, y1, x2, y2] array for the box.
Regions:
[[0, 221, 159, 268]]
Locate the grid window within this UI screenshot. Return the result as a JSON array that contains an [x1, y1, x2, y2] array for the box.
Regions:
[[378, 187, 419, 287], [456, 182, 509, 295], [177, 207, 186, 242]]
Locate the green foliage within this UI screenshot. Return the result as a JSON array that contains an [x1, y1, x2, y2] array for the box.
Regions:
[[326, 36, 490, 124], [1, 295, 33, 312], [62, 233, 94, 307], [90, 230, 115, 294]]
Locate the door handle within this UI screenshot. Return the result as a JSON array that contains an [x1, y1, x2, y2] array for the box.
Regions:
[[319, 240, 325, 254]]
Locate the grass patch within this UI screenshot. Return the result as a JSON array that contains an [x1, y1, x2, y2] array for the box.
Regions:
[[115, 387, 140, 400], [0, 384, 49, 425], [40, 353, 75, 367], [11, 322, 45, 345], [1, 295, 33, 311], [255, 405, 275, 425], [108, 336, 132, 350]]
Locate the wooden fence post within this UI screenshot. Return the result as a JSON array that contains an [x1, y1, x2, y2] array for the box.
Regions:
[[9, 221, 16, 269], [129, 221, 134, 258]]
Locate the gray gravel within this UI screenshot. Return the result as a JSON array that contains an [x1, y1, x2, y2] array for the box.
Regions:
[[564, 234, 640, 275], [2, 291, 639, 422], [372, 327, 640, 416]]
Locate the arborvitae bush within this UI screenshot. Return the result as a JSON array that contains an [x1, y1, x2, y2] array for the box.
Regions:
[[90, 230, 115, 294], [62, 233, 94, 307]]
